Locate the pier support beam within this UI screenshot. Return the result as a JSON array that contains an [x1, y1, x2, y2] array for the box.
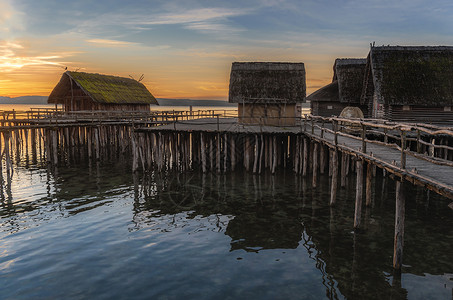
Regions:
[[312, 143, 319, 187], [330, 149, 338, 206], [354, 159, 363, 229], [393, 180, 405, 270], [366, 162, 373, 206]]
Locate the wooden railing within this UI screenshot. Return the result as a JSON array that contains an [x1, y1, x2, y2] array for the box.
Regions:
[[305, 114, 453, 169]]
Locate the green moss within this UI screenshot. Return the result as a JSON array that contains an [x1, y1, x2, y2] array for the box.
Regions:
[[377, 50, 453, 106], [68, 72, 157, 105]]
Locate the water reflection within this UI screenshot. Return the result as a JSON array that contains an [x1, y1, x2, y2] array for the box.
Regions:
[[1, 161, 452, 299]]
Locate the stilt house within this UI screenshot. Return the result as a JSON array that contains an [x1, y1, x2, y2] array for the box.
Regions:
[[361, 46, 453, 123], [228, 62, 306, 126], [48, 71, 158, 111], [307, 59, 367, 117]]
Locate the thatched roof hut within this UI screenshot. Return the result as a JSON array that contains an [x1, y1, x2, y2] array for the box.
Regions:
[[48, 71, 158, 111], [229, 62, 306, 104], [307, 58, 366, 117], [361, 46, 453, 122], [228, 62, 306, 126]]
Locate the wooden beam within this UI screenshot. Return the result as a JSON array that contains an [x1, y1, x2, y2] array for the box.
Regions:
[[354, 159, 363, 229], [393, 180, 405, 270]]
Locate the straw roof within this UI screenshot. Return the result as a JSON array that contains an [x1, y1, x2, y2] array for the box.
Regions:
[[228, 62, 306, 104], [307, 58, 365, 104], [48, 71, 158, 105], [334, 59, 366, 103], [361, 46, 453, 107]]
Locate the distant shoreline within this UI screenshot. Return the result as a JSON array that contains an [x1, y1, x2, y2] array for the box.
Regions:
[[0, 96, 236, 107]]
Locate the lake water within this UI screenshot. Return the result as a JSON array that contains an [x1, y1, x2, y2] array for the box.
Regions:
[[0, 105, 452, 299]]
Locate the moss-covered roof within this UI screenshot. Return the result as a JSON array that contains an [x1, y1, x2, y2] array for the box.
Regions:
[[362, 46, 453, 107], [48, 71, 158, 105], [308, 58, 365, 104], [228, 62, 306, 104]]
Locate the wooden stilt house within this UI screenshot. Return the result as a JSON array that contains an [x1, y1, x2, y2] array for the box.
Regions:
[[48, 71, 158, 111], [228, 62, 306, 126], [308, 58, 367, 117], [361, 46, 453, 123]]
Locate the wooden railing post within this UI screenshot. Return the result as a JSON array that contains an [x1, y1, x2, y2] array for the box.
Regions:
[[304, 115, 307, 132], [334, 120, 338, 146], [217, 115, 220, 131], [384, 128, 388, 144], [400, 129, 406, 169], [362, 123, 366, 153], [416, 129, 421, 153], [311, 117, 314, 134], [321, 119, 325, 138]]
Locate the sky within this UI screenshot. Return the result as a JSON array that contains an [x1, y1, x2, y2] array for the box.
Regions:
[[1, 0, 453, 99]]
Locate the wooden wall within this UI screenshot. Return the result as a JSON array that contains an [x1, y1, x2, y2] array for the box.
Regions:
[[310, 101, 345, 117], [384, 105, 453, 124], [59, 85, 150, 112], [238, 103, 297, 126]]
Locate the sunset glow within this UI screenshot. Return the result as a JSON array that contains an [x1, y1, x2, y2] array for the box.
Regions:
[[1, 0, 453, 99]]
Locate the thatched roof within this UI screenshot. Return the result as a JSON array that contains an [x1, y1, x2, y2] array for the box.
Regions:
[[334, 58, 366, 103], [361, 46, 453, 107], [307, 58, 365, 104], [48, 71, 158, 105], [306, 81, 339, 102], [228, 62, 306, 104]]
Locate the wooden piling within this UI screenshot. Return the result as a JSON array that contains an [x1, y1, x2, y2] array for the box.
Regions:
[[312, 142, 319, 187], [330, 150, 338, 206], [303, 138, 308, 176], [354, 159, 363, 229], [393, 180, 405, 270], [366, 162, 373, 206], [201, 133, 207, 173]]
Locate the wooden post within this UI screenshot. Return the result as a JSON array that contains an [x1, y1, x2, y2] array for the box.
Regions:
[[366, 162, 373, 206], [231, 136, 236, 171], [244, 136, 250, 172], [416, 130, 421, 153], [341, 153, 347, 187], [320, 145, 326, 174], [4, 132, 11, 175], [52, 130, 58, 166], [132, 132, 138, 172], [362, 124, 366, 153], [294, 136, 300, 174], [400, 130, 406, 169], [302, 138, 308, 176], [216, 133, 221, 174], [224, 133, 228, 173], [393, 180, 405, 270], [334, 120, 338, 146], [259, 134, 264, 174], [272, 136, 277, 174], [209, 137, 214, 170], [354, 159, 363, 229], [330, 150, 338, 206], [253, 134, 259, 174], [312, 143, 319, 187], [201, 133, 207, 173]]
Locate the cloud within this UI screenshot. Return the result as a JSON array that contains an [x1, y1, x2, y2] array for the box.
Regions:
[[0, 41, 66, 72], [131, 7, 248, 26], [86, 39, 140, 47]]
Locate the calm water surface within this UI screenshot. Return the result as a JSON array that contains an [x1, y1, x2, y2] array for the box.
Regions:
[[0, 135, 452, 299]]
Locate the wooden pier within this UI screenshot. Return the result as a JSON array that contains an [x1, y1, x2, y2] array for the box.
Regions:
[[0, 108, 452, 272], [131, 114, 453, 271]]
